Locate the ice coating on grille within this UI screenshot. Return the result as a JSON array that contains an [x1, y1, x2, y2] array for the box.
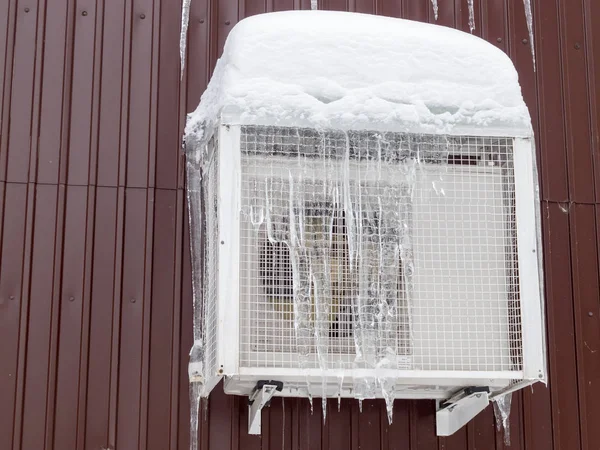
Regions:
[[237, 127, 522, 423]]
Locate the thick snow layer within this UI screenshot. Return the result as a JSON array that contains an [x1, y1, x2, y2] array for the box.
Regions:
[[185, 11, 532, 145]]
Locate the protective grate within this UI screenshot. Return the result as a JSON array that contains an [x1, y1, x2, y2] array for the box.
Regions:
[[201, 138, 219, 383], [237, 126, 522, 373]]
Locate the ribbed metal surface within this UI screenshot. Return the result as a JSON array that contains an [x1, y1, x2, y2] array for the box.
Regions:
[[0, 0, 598, 448]]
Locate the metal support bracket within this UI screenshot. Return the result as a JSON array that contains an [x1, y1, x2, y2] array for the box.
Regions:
[[248, 381, 284, 435], [436, 387, 490, 436]]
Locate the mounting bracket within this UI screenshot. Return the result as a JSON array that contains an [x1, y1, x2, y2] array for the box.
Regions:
[[248, 380, 284, 435], [436, 387, 490, 436]]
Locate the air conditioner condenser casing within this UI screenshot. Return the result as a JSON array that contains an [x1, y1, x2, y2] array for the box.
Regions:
[[188, 122, 546, 404]]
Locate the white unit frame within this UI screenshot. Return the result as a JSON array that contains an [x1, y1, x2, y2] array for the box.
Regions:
[[199, 122, 545, 435]]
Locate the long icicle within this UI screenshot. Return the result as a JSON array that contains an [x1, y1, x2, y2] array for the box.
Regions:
[[467, 0, 475, 32], [522, 0, 536, 70], [180, 0, 192, 78], [431, 0, 439, 20]]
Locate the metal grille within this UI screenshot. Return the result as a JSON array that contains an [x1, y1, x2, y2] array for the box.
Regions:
[[237, 126, 522, 373], [201, 138, 219, 383]]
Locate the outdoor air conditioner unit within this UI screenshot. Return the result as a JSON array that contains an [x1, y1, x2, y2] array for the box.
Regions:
[[186, 122, 545, 436], [183, 10, 546, 442]]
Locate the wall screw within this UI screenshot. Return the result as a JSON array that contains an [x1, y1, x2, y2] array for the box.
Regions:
[[9, 296, 15, 300], [130, 298, 136, 303], [140, 13, 146, 19], [69, 296, 75, 302], [199, 19, 205, 24], [225, 20, 231, 25], [221, 240, 225, 245], [496, 37, 503, 43], [574, 42, 581, 50], [589, 311, 594, 317], [24, 7, 30, 12], [522, 38, 528, 45]]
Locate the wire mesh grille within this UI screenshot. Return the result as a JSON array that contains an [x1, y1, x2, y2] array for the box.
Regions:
[[201, 138, 219, 382], [236, 125, 522, 373]]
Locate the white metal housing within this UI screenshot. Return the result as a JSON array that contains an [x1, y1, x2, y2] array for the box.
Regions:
[[187, 121, 546, 435]]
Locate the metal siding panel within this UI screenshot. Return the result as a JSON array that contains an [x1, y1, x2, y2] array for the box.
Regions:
[[325, 398, 352, 450], [354, 0, 375, 14], [376, 0, 402, 19], [558, 0, 595, 202], [403, 0, 429, 23], [126, 0, 155, 188], [116, 187, 151, 450], [216, 0, 238, 64], [156, 0, 185, 190], [272, 0, 296, 12], [208, 382, 235, 450], [179, 212, 195, 450], [385, 402, 410, 450], [523, 385, 553, 450], [0, 0, 12, 149], [84, 187, 120, 450], [439, 427, 467, 450], [0, 183, 27, 450], [66, 0, 99, 186], [321, 0, 348, 13], [571, 204, 600, 449], [96, 0, 126, 187], [468, 406, 496, 450], [186, 0, 212, 110], [532, 0, 569, 202], [0, 0, 17, 183], [147, 189, 178, 450], [36, 0, 71, 185], [409, 400, 438, 450], [52, 186, 90, 450], [544, 202, 581, 449], [481, 0, 508, 52], [587, 0, 600, 202], [357, 400, 382, 449], [6, 5, 40, 182], [19, 185, 60, 450]]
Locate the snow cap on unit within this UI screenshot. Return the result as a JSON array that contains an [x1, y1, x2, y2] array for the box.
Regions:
[[185, 10, 532, 145]]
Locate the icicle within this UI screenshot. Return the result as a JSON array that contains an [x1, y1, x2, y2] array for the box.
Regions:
[[189, 383, 201, 450], [180, 0, 192, 78], [311, 0, 318, 10], [493, 393, 513, 446], [522, 0, 536, 70], [337, 395, 342, 412], [322, 397, 327, 423], [467, 0, 475, 32], [358, 399, 363, 413], [381, 379, 395, 425], [431, 0, 439, 21], [282, 397, 286, 448]]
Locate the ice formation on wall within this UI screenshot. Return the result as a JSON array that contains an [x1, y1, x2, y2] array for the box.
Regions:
[[180, 0, 192, 77], [523, 0, 536, 69], [431, 0, 439, 20], [493, 393, 513, 446], [467, 0, 475, 32]]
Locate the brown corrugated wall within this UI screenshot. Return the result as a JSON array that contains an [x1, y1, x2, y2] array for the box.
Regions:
[[0, 0, 598, 448]]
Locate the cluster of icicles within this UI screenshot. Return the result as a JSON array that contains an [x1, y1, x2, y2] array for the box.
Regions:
[[250, 136, 415, 426]]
